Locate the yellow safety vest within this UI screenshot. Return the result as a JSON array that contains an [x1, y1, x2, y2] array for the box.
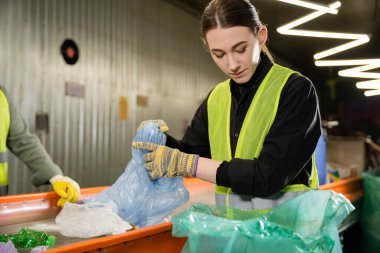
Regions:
[[0, 89, 10, 190], [208, 64, 319, 208]]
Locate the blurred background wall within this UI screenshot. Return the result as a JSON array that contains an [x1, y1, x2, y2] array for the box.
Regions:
[[0, 0, 224, 194]]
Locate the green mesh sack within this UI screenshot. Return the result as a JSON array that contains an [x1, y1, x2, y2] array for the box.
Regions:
[[172, 190, 354, 253], [361, 169, 380, 253]]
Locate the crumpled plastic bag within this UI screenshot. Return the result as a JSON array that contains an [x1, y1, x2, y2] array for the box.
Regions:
[[55, 202, 132, 238], [89, 123, 189, 227], [172, 190, 354, 253]]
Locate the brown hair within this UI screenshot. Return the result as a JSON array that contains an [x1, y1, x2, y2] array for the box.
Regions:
[[201, 0, 273, 61]]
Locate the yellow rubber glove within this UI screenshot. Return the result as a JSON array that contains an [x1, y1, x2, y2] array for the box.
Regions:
[[137, 119, 169, 133], [132, 142, 199, 180], [50, 175, 80, 208]]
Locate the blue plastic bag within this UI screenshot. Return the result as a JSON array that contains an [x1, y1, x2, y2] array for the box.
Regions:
[[90, 123, 189, 227]]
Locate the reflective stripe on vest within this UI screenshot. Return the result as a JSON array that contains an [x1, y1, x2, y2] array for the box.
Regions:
[[0, 89, 10, 188], [207, 64, 319, 209]]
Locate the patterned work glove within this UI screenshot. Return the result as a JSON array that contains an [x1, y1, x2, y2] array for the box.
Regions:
[[132, 142, 199, 180], [50, 175, 80, 208], [137, 119, 169, 133]]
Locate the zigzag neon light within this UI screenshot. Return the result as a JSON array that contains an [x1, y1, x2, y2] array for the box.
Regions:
[[276, 0, 380, 96]]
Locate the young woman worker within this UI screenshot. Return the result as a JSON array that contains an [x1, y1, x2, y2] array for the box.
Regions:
[[133, 0, 321, 210]]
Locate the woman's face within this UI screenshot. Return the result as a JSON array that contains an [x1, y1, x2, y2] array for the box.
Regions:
[[205, 26, 266, 84]]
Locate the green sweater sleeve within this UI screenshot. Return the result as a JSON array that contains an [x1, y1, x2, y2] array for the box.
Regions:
[[2, 86, 63, 186]]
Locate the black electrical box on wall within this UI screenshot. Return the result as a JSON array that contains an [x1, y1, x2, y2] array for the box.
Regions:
[[36, 113, 49, 134]]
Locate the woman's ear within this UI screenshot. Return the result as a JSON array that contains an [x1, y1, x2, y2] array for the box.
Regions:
[[258, 26, 268, 46]]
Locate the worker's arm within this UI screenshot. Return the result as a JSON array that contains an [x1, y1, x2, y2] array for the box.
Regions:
[[132, 141, 220, 182], [135, 102, 219, 182], [2, 86, 80, 207], [3, 86, 62, 186], [195, 157, 220, 183]]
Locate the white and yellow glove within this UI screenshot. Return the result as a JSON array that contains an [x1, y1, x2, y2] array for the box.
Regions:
[[50, 175, 80, 208], [137, 119, 169, 133], [132, 142, 199, 180]]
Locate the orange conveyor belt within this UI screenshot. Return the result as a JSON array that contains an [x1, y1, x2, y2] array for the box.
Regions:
[[0, 177, 363, 253]]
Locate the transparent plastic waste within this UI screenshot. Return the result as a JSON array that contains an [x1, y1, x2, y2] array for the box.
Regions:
[[361, 168, 380, 253], [90, 123, 189, 227], [55, 202, 132, 238], [173, 190, 354, 253], [0, 228, 55, 250], [31, 245, 49, 253]]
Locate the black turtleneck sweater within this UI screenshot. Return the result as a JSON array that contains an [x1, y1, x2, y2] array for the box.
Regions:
[[166, 53, 321, 197]]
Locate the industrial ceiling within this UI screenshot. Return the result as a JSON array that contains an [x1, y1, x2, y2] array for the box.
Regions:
[[168, 0, 380, 97]]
